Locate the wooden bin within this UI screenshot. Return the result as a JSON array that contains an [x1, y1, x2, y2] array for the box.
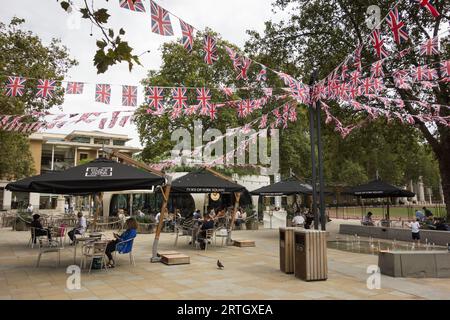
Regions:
[[294, 230, 328, 281], [160, 254, 190, 265], [233, 240, 256, 247]]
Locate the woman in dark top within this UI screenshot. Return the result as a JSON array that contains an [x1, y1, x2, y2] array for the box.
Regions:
[[198, 215, 215, 250], [30, 214, 52, 243]]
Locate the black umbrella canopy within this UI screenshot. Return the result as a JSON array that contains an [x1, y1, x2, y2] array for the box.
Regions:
[[349, 179, 415, 198], [250, 178, 313, 196], [6, 158, 165, 195], [170, 169, 246, 193]]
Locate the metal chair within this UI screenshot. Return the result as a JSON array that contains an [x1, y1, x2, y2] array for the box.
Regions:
[[113, 237, 136, 266], [214, 227, 228, 246], [29, 227, 50, 249], [196, 229, 214, 251], [174, 218, 195, 246], [80, 240, 108, 273], [35, 238, 63, 267]]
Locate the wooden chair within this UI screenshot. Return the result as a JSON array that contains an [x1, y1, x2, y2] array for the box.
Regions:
[[80, 241, 108, 273], [35, 238, 63, 268]]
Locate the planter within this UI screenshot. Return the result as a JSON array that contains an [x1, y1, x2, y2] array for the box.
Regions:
[[245, 220, 259, 230], [137, 223, 154, 234], [13, 220, 30, 231]]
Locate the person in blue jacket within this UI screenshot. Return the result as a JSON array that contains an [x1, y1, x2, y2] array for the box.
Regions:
[[105, 217, 137, 268]]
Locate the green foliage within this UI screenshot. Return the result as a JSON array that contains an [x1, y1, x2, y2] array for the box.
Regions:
[[0, 18, 77, 179]]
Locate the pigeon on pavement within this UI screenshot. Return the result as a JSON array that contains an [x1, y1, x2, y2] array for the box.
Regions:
[[217, 260, 224, 269]]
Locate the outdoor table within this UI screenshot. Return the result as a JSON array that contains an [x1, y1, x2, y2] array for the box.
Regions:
[[73, 233, 103, 264]]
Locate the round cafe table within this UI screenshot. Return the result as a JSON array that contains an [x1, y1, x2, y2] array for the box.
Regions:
[[72, 233, 104, 265]]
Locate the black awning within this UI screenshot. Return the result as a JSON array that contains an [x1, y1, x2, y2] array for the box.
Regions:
[[348, 179, 415, 198], [6, 158, 165, 194], [170, 169, 246, 193], [250, 178, 313, 196]]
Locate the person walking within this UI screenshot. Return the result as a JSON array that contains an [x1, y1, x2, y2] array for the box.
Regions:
[[409, 218, 421, 245]]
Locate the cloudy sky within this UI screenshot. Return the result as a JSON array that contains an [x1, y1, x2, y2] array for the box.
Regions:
[[1, 0, 286, 147]]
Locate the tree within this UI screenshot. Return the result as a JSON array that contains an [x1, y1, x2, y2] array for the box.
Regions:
[[0, 18, 77, 179], [245, 0, 450, 218]]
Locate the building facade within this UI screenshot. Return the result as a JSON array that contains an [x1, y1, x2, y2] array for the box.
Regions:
[[0, 130, 141, 211]]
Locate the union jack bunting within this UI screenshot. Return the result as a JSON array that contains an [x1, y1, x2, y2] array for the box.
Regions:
[[95, 84, 111, 104], [66, 82, 84, 94], [416, 0, 440, 18], [352, 45, 363, 71], [441, 60, 450, 78], [386, 7, 409, 44], [370, 60, 384, 78], [108, 111, 121, 128], [36, 79, 57, 99], [340, 63, 348, 81], [393, 70, 411, 90], [171, 87, 188, 109], [225, 46, 241, 70], [420, 37, 439, 56], [398, 48, 412, 58], [184, 105, 197, 116], [221, 87, 234, 97], [360, 78, 374, 95], [203, 35, 218, 65], [196, 88, 211, 115], [277, 72, 294, 86], [290, 82, 308, 103], [259, 114, 268, 128], [179, 19, 194, 52], [349, 85, 360, 100], [119, 115, 131, 127], [413, 66, 427, 81], [236, 57, 252, 80], [122, 85, 138, 106], [150, 0, 173, 36], [5, 76, 26, 97], [209, 103, 218, 120], [288, 106, 297, 122], [371, 30, 389, 59], [372, 78, 384, 94], [263, 88, 273, 97], [349, 70, 361, 87], [237, 100, 247, 118], [339, 82, 350, 101], [119, 0, 145, 12], [146, 87, 164, 113], [425, 67, 438, 81], [170, 106, 183, 120], [257, 66, 267, 82]]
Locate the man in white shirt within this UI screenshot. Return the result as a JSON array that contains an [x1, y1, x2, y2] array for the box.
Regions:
[[155, 212, 161, 223], [68, 212, 87, 244], [292, 213, 305, 226], [27, 203, 34, 214]]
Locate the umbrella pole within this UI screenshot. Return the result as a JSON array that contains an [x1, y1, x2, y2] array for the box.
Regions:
[[151, 185, 171, 263], [226, 192, 241, 246]]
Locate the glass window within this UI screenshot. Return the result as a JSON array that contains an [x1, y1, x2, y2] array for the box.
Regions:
[[113, 140, 126, 146], [70, 136, 90, 144], [79, 153, 89, 161], [94, 138, 110, 145]]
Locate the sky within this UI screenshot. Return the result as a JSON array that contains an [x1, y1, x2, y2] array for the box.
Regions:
[[1, 0, 286, 148]]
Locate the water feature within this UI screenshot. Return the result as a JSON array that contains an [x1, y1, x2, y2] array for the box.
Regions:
[[328, 238, 447, 255]]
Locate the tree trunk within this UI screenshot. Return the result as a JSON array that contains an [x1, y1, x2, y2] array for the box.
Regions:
[[437, 147, 450, 222]]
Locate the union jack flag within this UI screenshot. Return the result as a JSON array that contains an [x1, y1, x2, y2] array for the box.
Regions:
[[425, 67, 438, 81], [196, 87, 211, 115], [179, 19, 194, 52], [386, 7, 409, 44], [119, 0, 145, 12], [259, 114, 268, 129], [170, 106, 183, 120], [237, 100, 247, 118], [150, 0, 173, 36], [349, 85, 360, 100], [184, 105, 197, 116], [66, 82, 84, 94], [36, 79, 57, 99], [349, 70, 361, 87], [360, 78, 374, 95], [416, 0, 440, 18], [171, 87, 188, 109], [119, 115, 131, 127], [398, 48, 411, 58], [290, 81, 308, 103], [372, 78, 384, 94], [236, 57, 252, 80], [371, 60, 384, 78], [109, 111, 121, 129], [257, 66, 267, 82], [288, 107, 297, 122], [420, 37, 439, 56], [122, 85, 138, 106], [221, 87, 234, 97], [370, 30, 389, 59], [146, 87, 164, 113], [393, 70, 411, 90], [203, 35, 218, 65], [441, 60, 450, 78], [99, 118, 108, 130], [225, 46, 241, 70], [352, 45, 363, 71], [209, 103, 218, 120], [5, 76, 26, 97], [414, 66, 427, 81], [95, 84, 111, 104], [339, 82, 350, 101], [340, 63, 348, 81], [263, 88, 273, 97]]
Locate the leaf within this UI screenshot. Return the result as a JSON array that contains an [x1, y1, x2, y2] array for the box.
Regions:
[[96, 40, 107, 49], [119, 28, 125, 35], [80, 8, 90, 19], [108, 28, 114, 38], [60, 1, 70, 11], [93, 8, 110, 24]]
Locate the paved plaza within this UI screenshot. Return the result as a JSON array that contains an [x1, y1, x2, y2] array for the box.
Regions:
[[0, 220, 450, 300]]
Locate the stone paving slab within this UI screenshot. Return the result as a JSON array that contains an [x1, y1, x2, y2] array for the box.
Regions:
[[0, 221, 449, 300]]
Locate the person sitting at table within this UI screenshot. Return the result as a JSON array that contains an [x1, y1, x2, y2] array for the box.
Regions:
[[198, 215, 215, 250], [234, 207, 245, 228], [292, 212, 305, 227], [362, 212, 375, 226], [30, 214, 52, 243], [105, 218, 138, 268], [68, 212, 87, 245]]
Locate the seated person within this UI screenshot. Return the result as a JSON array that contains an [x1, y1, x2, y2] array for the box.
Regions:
[[415, 210, 425, 222], [105, 218, 138, 268], [362, 212, 375, 226], [234, 208, 244, 227], [292, 213, 305, 226], [304, 210, 314, 229], [197, 215, 215, 250], [423, 207, 433, 219], [68, 212, 86, 244], [30, 214, 52, 243]]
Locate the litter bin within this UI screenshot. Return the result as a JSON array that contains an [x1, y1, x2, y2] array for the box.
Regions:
[[294, 230, 328, 281], [279, 227, 296, 274]]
